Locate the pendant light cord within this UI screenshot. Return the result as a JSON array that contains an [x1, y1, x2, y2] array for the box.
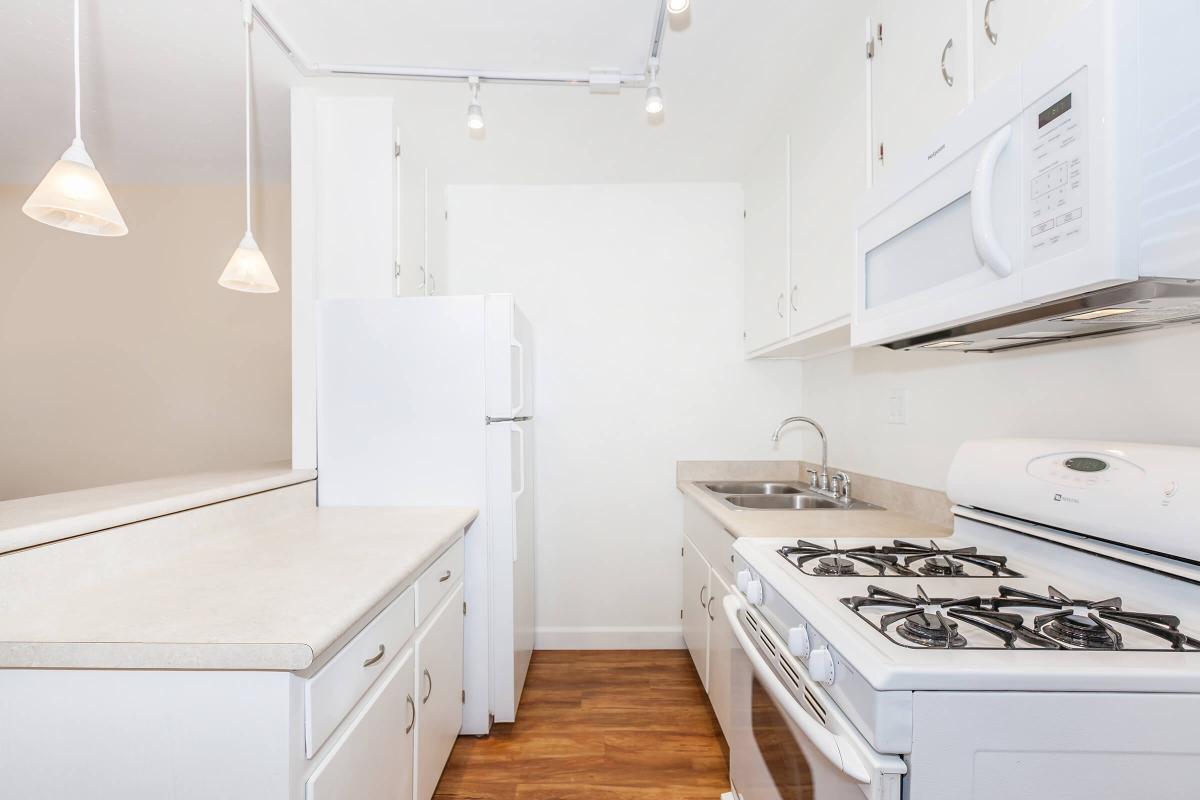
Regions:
[[73, 0, 81, 140], [244, 9, 253, 234]]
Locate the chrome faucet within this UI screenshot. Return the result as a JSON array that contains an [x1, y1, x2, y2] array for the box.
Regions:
[[770, 416, 830, 493]]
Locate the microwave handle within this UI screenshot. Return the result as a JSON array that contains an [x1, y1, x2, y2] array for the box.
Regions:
[[971, 124, 1014, 278]]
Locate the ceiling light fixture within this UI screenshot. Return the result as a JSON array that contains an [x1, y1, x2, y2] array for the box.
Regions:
[[466, 76, 485, 131], [920, 341, 971, 349], [22, 0, 127, 237], [667, 0, 691, 14], [645, 58, 664, 115], [218, 0, 279, 293], [1060, 307, 1137, 321]]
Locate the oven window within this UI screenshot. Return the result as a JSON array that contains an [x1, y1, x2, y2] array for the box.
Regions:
[[751, 675, 814, 799]]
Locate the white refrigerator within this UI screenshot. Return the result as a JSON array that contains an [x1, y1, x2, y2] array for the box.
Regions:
[[316, 294, 535, 735]]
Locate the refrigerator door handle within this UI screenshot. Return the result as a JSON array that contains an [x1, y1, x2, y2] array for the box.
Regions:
[[512, 425, 526, 563], [511, 339, 526, 417]]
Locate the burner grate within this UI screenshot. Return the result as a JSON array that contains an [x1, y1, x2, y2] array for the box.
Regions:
[[884, 540, 1024, 578]]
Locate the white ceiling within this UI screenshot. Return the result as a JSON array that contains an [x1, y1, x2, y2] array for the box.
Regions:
[[0, 1, 839, 186]]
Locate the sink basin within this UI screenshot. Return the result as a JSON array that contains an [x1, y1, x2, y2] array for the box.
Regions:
[[723, 494, 883, 511], [702, 481, 802, 495]]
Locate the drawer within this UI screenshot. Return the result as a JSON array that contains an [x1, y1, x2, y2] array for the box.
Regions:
[[305, 586, 415, 758], [416, 537, 464, 626]]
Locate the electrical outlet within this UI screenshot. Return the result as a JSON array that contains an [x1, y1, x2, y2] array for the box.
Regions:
[[887, 389, 909, 425]]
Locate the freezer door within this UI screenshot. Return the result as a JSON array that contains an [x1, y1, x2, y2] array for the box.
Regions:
[[486, 418, 535, 723], [485, 295, 534, 420]]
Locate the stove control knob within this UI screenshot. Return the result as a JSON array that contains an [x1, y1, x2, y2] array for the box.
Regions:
[[745, 579, 764, 606], [735, 570, 752, 593], [808, 648, 836, 686], [787, 625, 811, 658]]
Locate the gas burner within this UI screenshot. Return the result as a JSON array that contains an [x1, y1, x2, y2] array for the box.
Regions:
[[778, 539, 917, 577], [885, 540, 1023, 578], [897, 612, 967, 648], [992, 586, 1200, 652], [813, 556, 857, 575], [843, 585, 1064, 649]]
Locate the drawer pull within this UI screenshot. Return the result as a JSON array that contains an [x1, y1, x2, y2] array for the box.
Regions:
[[362, 645, 386, 668], [422, 668, 433, 704], [405, 694, 416, 734], [438, 570, 452, 583]]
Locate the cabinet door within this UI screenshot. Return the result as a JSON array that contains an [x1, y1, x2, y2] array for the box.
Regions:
[[706, 569, 734, 741], [743, 134, 791, 353], [395, 147, 428, 298], [306, 649, 414, 800], [788, 5, 870, 338], [415, 583, 464, 800], [871, 0, 969, 179], [682, 537, 711, 690], [973, 0, 1090, 94]]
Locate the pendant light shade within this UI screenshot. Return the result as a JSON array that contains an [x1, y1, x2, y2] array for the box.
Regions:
[[218, 232, 280, 293], [221, 0, 279, 294], [24, 0, 127, 237]]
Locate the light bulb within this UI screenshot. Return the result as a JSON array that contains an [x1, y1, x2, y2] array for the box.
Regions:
[[467, 101, 485, 130], [667, 0, 691, 14], [645, 85, 664, 115]]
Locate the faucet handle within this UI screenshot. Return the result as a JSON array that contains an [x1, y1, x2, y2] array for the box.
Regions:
[[832, 472, 852, 501], [806, 468, 819, 489]]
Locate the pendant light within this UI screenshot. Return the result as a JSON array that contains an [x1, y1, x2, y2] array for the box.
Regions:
[[219, 0, 279, 293], [22, 0, 127, 237]]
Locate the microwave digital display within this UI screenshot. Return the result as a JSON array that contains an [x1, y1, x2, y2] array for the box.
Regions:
[[1038, 93, 1073, 128]]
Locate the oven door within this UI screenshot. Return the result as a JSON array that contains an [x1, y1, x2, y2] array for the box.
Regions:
[[723, 595, 905, 800]]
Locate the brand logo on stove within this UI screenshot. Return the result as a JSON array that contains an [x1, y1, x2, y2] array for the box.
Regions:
[[1053, 493, 1081, 504]]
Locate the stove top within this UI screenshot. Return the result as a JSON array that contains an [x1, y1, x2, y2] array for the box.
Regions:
[[778, 538, 1023, 578], [842, 584, 1200, 651]]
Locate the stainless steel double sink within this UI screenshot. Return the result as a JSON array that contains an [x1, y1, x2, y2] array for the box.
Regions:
[[698, 481, 882, 511]]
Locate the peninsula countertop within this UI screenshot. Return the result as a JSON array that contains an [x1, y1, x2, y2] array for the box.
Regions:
[[0, 505, 478, 672]]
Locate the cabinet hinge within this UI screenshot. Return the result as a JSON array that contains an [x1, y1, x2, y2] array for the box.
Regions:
[[877, 22, 884, 45], [878, 142, 885, 164], [866, 38, 875, 59], [680, 608, 684, 620], [681, 547, 684, 557], [394, 261, 402, 279], [394, 143, 402, 157], [462, 690, 466, 703], [743, 209, 747, 219], [444, 211, 449, 220], [463, 601, 467, 616]]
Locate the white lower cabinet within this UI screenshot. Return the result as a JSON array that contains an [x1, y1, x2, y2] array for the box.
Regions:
[[306, 649, 415, 800], [706, 569, 734, 739], [682, 536, 712, 689], [416, 583, 465, 800]]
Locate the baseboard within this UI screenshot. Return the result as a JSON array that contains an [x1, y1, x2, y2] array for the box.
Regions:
[[534, 626, 685, 650]]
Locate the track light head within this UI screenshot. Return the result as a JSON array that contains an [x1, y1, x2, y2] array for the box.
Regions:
[[667, 0, 691, 14], [645, 58, 663, 116], [466, 76, 484, 131]]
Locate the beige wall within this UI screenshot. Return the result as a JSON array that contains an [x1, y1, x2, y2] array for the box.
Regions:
[[0, 184, 291, 500]]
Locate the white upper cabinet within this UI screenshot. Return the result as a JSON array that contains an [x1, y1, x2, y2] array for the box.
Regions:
[[395, 141, 428, 298], [870, 0, 970, 179], [973, 0, 1090, 94], [742, 134, 791, 354]]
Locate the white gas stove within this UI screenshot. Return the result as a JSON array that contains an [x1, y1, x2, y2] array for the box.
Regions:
[[725, 439, 1200, 800]]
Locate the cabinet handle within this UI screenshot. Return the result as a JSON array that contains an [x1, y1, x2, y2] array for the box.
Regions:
[[428, 273, 437, 295], [417, 265, 426, 290], [790, 285, 799, 311], [984, 0, 998, 45], [707, 596, 716, 622], [422, 668, 433, 704], [438, 569, 452, 583], [776, 293, 785, 318], [940, 38, 955, 87], [362, 644, 386, 668], [699, 584, 709, 608], [405, 694, 416, 734]]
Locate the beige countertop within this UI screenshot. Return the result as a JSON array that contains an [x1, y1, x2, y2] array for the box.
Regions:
[[678, 480, 949, 540], [0, 463, 318, 555], [0, 505, 477, 672]]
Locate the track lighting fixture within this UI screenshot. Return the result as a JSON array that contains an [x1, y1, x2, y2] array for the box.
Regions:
[[218, 0, 279, 293], [466, 77, 484, 131], [667, 0, 691, 15], [645, 58, 664, 115], [23, 0, 127, 237]]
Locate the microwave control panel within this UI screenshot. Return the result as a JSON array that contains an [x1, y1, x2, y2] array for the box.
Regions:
[[1023, 70, 1089, 265]]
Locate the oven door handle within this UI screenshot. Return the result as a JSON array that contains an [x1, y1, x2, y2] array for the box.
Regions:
[[723, 594, 870, 783]]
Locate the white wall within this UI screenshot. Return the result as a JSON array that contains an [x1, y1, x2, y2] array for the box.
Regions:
[[799, 325, 1200, 492], [447, 184, 805, 648]]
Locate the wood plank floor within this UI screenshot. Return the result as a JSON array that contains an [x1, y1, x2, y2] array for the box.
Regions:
[[433, 650, 730, 800]]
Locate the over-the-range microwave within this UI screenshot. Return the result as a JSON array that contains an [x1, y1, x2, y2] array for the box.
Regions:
[[854, 0, 1200, 352]]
